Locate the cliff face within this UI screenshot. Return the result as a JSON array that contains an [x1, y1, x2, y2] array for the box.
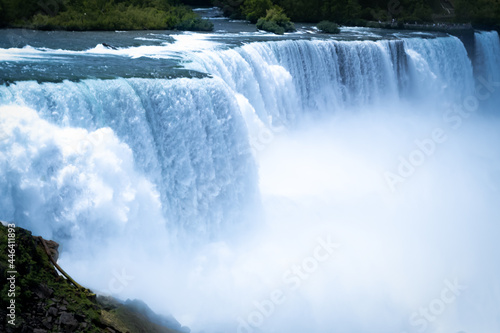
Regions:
[[0, 223, 187, 333]]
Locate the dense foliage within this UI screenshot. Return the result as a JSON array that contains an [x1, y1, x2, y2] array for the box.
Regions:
[[0, 0, 214, 31], [243, 0, 272, 23], [0, 0, 499, 32], [455, 0, 500, 29], [214, 0, 500, 28], [213, 0, 244, 19], [256, 5, 294, 34], [214, 0, 441, 23]]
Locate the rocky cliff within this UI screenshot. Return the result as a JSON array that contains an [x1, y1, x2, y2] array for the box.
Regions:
[[0, 222, 188, 333]]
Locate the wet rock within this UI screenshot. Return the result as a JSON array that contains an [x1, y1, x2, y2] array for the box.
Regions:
[[34, 283, 54, 299], [47, 307, 58, 317], [42, 317, 52, 329], [58, 312, 78, 331], [44, 239, 60, 262], [75, 313, 86, 321]]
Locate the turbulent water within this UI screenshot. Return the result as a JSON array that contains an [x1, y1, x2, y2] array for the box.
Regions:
[[1, 23, 500, 333]]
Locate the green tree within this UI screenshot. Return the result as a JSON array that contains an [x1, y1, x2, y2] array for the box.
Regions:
[[0, 1, 5, 26], [242, 0, 272, 23], [1, 0, 41, 23], [213, 0, 245, 19], [274, 0, 323, 22], [345, 0, 361, 20], [413, 3, 432, 22]]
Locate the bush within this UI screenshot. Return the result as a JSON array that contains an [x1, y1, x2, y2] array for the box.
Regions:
[[175, 16, 214, 31], [317, 20, 340, 33], [256, 5, 295, 34], [168, 6, 214, 31], [257, 18, 285, 34]]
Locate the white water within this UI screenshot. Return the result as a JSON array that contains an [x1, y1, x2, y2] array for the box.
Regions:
[[0, 33, 224, 61], [185, 36, 474, 126], [185, 39, 404, 124], [1, 32, 500, 332], [0, 77, 257, 239], [475, 31, 500, 82]]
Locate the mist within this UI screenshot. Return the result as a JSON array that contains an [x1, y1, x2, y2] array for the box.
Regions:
[[55, 98, 500, 333]]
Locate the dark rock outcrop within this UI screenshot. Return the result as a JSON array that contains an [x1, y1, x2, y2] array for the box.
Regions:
[[0, 222, 187, 333]]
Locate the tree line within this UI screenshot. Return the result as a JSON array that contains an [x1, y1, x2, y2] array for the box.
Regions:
[[0, 0, 498, 31], [0, 0, 214, 30], [216, 0, 500, 28], [455, 0, 500, 29]]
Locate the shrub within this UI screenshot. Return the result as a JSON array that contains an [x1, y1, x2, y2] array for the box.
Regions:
[[176, 16, 214, 31], [256, 5, 295, 34], [257, 18, 284, 34], [317, 20, 340, 33]]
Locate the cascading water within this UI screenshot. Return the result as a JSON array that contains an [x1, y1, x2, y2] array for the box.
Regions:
[[474, 30, 500, 109], [0, 77, 258, 240], [474, 30, 500, 81], [403, 36, 474, 100], [1, 28, 500, 333], [185, 36, 475, 122], [186, 39, 406, 124]]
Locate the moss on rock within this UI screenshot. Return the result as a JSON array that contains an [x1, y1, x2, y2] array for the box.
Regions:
[[0, 222, 187, 333]]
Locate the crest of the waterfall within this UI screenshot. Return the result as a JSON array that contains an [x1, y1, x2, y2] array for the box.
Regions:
[[0, 77, 259, 241], [264, 39, 400, 110], [186, 39, 404, 125], [186, 36, 477, 128], [183, 43, 300, 127]]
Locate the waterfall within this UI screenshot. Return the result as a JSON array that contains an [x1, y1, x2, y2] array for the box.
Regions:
[[0, 34, 484, 241], [0, 77, 258, 240], [403, 36, 474, 100], [1, 31, 500, 333], [186, 39, 402, 124], [186, 36, 474, 126], [0, 35, 481, 240], [475, 30, 500, 82]]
